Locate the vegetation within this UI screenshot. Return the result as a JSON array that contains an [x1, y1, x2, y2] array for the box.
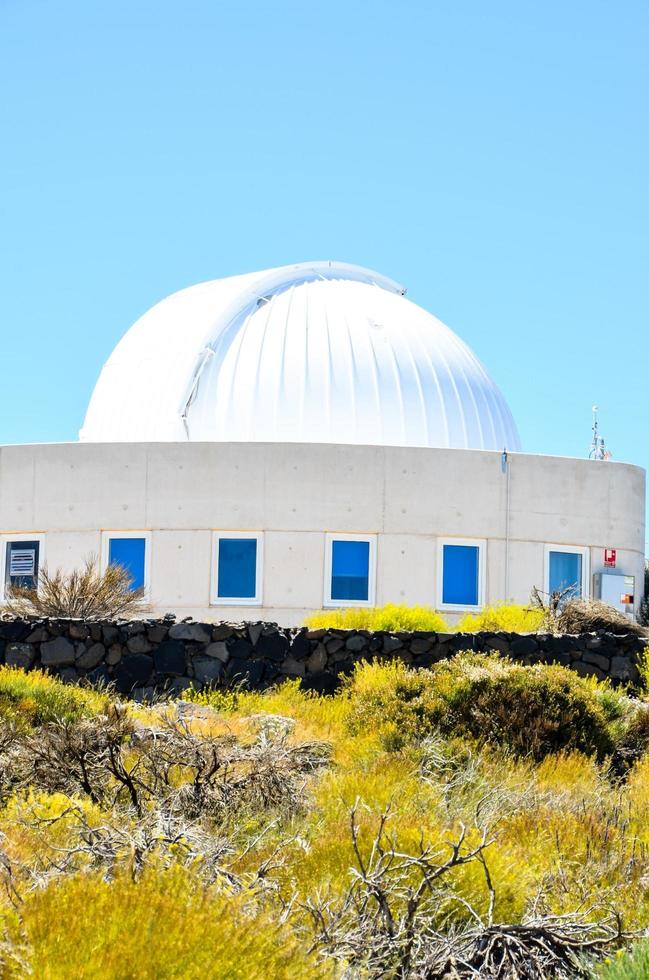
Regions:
[[597, 942, 649, 979], [456, 603, 544, 633], [345, 655, 635, 760], [638, 559, 649, 627], [304, 603, 449, 632], [2, 657, 649, 976], [0, 665, 108, 729], [304, 602, 545, 633], [305, 598, 642, 637], [4, 555, 144, 620], [552, 597, 647, 637], [532, 590, 647, 638], [5, 867, 322, 979]]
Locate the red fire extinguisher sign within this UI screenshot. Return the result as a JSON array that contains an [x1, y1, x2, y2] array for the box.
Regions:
[[604, 548, 617, 567]]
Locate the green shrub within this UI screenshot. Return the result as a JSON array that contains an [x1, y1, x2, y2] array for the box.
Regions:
[[638, 646, 649, 695], [609, 702, 649, 773], [0, 666, 108, 728], [345, 655, 624, 759], [596, 942, 649, 979], [456, 603, 544, 633], [304, 603, 448, 632]]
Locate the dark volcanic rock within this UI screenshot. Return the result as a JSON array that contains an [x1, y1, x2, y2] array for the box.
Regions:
[[288, 632, 309, 659], [229, 638, 253, 660], [610, 656, 640, 684], [510, 636, 538, 656], [114, 655, 153, 693], [226, 659, 265, 688], [76, 642, 106, 670], [126, 634, 153, 654], [192, 657, 223, 686], [68, 622, 89, 641], [572, 661, 606, 681], [169, 623, 211, 643], [153, 640, 186, 676], [41, 636, 75, 667], [301, 672, 340, 694], [583, 652, 611, 672], [281, 656, 306, 677], [6, 642, 35, 669], [87, 664, 112, 687], [258, 631, 290, 661], [0, 621, 30, 642]]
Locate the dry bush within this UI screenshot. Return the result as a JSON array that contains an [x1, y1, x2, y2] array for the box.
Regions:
[[2, 802, 238, 893], [555, 599, 646, 638], [6, 706, 137, 809], [3, 705, 332, 822], [4, 554, 143, 620], [427, 909, 623, 979], [306, 804, 623, 979], [531, 589, 646, 638], [0, 709, 333, 917]]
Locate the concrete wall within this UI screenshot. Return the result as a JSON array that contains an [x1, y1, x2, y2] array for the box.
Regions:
[[0, 441, 645, 625]]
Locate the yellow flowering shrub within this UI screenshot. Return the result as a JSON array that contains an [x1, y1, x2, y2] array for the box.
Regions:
[[304, 603, 448, 632], [4, 866, 327, 979], [456, 603, 544, 633], [0, 665, 107, 727]]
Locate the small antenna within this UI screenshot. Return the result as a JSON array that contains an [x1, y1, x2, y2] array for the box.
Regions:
[[589, 405, 612, 460]]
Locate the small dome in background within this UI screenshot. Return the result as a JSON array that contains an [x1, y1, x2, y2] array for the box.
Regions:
[[80, 261, 521, 452]]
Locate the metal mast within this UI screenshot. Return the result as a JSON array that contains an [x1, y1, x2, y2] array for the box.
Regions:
[[589, 405, 611, 460]]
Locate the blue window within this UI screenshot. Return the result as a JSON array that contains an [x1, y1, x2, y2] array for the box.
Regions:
[[108, 537, 146, 591], [217, 538, 258, 599], [548, 550, 582, 598], [442, 544, 480, 606], [5, 540, 40, 590], [331, 539, 370, 602]]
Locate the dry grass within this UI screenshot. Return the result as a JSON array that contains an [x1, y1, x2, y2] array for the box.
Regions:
[[4, 554, 144, 619], [531, 590, 647, 638], [553, 598, 647, 637]]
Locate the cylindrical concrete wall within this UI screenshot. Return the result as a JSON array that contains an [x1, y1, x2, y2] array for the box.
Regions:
[[0, 442, 645, 625]]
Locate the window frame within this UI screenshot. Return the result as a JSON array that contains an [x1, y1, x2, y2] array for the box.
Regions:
[[437, 537, 487, 612], [211, 531, 264, 606], [323, 532, 377, 608], [100, 530, 152, 600], [544, 544, 590, 600], [1, 534, 46, 600]]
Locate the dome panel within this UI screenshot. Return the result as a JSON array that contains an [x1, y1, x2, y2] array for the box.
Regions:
[[80, 261, 521, 452]]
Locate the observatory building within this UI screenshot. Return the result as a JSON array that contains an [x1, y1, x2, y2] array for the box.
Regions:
[[0, 262, 645, 623]]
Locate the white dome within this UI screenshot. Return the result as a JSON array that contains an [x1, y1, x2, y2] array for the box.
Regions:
[[80, 261, 521, 452]]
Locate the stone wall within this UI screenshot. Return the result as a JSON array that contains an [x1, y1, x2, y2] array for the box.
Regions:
[[0, 617, 645, 698]]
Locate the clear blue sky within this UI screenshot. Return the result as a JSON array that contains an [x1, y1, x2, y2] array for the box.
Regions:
[[1, 1, 647, 473]]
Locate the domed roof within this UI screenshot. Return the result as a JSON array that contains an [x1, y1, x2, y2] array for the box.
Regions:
[[80, 261, 521, 451]]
